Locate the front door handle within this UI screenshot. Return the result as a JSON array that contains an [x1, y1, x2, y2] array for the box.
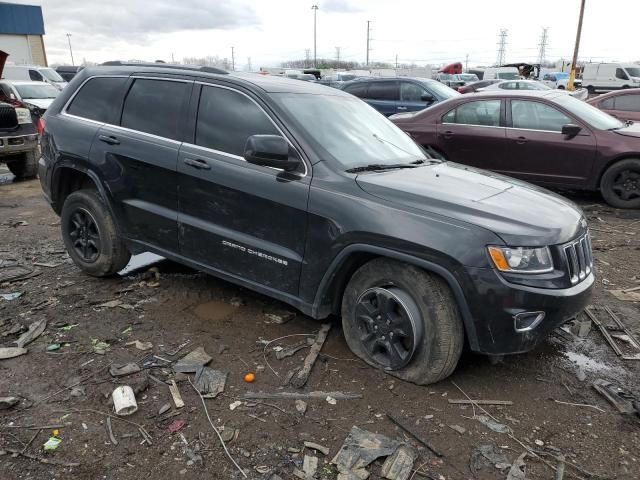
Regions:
[[397, 106, 408, 110], [515, 136, 528, 145], [183, 157, 211, 170], [98, 134, 120, 145]]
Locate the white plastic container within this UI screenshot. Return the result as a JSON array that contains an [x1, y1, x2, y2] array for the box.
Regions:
[[112, 385, 138, 416]]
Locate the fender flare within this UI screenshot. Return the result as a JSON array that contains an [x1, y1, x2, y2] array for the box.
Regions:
[[311, 244, 479, 350]]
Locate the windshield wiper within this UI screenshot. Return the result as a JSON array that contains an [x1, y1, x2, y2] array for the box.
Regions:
[[345, 163, 419, 173]]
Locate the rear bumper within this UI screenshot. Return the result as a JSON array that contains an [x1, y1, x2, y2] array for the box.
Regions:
[[0, 133, 39, 159], [459, 266, 594, 355]]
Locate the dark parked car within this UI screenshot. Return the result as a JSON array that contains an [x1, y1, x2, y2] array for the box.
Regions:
[[391, 90, 640, 209], [55, 65, 84, 82], [457, 79, 501, 93], [341, 77, 459, 116], [40, 65, 593, 384], [587, 88, 640, 123]]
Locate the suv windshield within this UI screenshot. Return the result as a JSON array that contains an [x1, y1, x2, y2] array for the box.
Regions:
[[555, 94, 624, 130], [40, 68, 65, 82], [15, 83, 59, 99], [497, 72, 520, 80], [626, 67, 640, 77], [275, 94, 427, 168], [417, 80, 460, 99]]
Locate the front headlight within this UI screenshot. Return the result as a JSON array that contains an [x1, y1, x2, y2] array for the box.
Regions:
[[487, 246, 553, 273], [15, 108, 32, 124]]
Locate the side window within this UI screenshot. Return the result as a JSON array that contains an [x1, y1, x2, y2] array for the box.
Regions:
[[615, 94, 640, 112], [400, 82, 425, 102], [196, 86, 279, 157], [367, 81, 399, 101], [542, 74, 551, 81], [442, 100, 501, 126], [0, 84, 12, 101], [499, 82, 515, 90], [511, 101, 571, 132], [599, 97, 615, 109], [616, 68, 629, 80], [29, 69, 43, 81], [66, 77, 128, 124], [121, 79, 189, 140], [343, 82, 367, 98]]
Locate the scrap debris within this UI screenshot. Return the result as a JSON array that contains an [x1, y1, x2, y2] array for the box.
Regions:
[[0, 396, 19, 410], [592, 379, 640, 416], [288, 323, 331, 388], [244, 391, 362, 401], [584, 306, 640, 360], [380, 445, 417, 480], [173, 346, 212, 373], [14, 319, 46, 348], [194, 367, 227, 398], [0, 347, 27, 360], [169, 380, 185, 408], [448, 399, 513, 406], [332, 426, 402, 479]]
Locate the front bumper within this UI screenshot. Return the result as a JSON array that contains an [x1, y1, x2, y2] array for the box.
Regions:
[[459, 266, 594, 355], [0, 133, 39, 160]]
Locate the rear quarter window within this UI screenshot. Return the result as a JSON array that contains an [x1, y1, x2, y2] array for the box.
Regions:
[[66, 77, 128, 124]]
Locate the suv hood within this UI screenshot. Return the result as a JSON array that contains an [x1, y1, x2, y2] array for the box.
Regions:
[[356, 162, 585, 246], [614, 122, 640, 138]]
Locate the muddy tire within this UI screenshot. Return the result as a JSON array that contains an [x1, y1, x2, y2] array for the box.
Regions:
[[600, 158, 640, 209], [61, 189, 130, 276], [341, 258, 464, 385], [7, 149, 38, 179]]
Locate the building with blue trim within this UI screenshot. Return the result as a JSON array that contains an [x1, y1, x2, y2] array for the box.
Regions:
[[0, 2, 47, 66]]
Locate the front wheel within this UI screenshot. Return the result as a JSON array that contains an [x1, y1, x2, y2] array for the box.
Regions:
[[557, 85, 566, 90], [600, 159, 640, 209], [341, 258, 464, 385], [61, 189, 131, 276], [586, 85, 595, 94]]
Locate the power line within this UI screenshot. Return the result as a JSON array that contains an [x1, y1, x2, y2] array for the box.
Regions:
[[496, 29, 508, 66], [538, 27, 549, 65]]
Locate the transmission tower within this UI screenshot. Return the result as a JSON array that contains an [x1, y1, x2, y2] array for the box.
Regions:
[[496, 29, 508, 66], [538, 28, 549, 66]]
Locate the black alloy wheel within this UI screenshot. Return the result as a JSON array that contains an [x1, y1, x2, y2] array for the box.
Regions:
[[353, 286, 423, 370], [611, 169, 640, 202], [67, 208, 101, 263]]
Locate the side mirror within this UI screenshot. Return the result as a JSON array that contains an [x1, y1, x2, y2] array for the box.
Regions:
[[420, 93, 434, 103], [561, 124, 582, 138], [243, 135, 300, 171]]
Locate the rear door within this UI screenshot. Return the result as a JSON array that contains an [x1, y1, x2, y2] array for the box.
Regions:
[[89, 77, 192, 252], [364, 81, 400, 116], [177, 83, 310, 295], [504, 99, 596, 186], [435, 99, 507, 169]]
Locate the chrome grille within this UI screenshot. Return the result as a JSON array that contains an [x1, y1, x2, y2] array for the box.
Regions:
[[0, 105, 18, 130], [564, 232, 593, 284]]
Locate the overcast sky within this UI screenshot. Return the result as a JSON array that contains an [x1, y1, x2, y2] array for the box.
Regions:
[[17, 0, 640, 68]]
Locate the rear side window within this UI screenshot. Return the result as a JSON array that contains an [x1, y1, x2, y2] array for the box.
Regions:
[[195, 86, 278, 156], [343, 82, 367, 98], [66, 77, 127, 124], [367, 81, 399, 101], [615, 94, 640, 112], [121, 79, 189, 140]]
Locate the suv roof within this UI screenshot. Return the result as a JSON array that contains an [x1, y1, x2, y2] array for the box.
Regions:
[[349, 76, 439, 84], [77, 65, 349, 95]]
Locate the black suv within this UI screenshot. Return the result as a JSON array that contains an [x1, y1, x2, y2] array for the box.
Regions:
[[39, 65, 594, 384]]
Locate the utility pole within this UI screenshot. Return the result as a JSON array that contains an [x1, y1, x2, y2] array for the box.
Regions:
[[231, 46, 235, 71], [465, 53, 469, 72], [395, 54, 398, 69], [335, 46, 341, 64], [568, 0, 586, 91], [305, 48, 311, 68], [496, 29, 508, 66], [247, 57, 252, 71], [312, 4, 319, 67], [66, 33, 75, 66], [171, 52, 175, 63], [537, 27, 549, 66], [366, 20, 372, 66]]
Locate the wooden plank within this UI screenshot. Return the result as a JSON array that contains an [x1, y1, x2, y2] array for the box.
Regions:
[[448, 399, 513, 406], [289, 324, 331, 389], [169, 380, 184, 408]]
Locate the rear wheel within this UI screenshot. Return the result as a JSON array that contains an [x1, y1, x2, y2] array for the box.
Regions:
[[557, 85, 566, 90], [7, 149, 38, 179], [587, 86, 595, 94], [61, 189, 130, 276], [600, 159, 640, 209], [341, 258, 464, 385]]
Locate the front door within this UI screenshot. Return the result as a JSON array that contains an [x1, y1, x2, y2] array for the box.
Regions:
[[504, 99, 596, 186], [398, 81, 433, 113], [89, 77, 192, 252], [365, 80, 400, 116], [436, 99, 508, 169], [178, 84, 310, 295]]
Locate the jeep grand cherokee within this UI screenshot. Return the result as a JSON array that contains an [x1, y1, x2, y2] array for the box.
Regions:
[[38, 64, 594, 384]]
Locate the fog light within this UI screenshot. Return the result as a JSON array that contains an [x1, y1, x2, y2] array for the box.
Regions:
[[514, 311, 545, 332]]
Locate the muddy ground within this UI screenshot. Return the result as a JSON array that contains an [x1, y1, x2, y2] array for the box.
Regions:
[[1, 168, 639, 480]]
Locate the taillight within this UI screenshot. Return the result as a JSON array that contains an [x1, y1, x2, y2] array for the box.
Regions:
[[37, 117, 46, 135]]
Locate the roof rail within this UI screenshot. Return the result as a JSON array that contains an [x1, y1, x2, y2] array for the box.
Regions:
[[99, 61, 228, 75]]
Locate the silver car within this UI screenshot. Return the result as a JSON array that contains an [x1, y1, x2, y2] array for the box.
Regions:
[[478, 79, 589, 101]]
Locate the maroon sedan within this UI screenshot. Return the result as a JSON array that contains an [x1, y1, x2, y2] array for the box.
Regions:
[[391, 90, 640, 208], [587, 88, 640, 123]]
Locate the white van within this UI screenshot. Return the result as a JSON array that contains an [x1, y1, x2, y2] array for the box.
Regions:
[[582, 63, 640, 93], [482, 67, 520, 80], [1, 65, 68, 90]]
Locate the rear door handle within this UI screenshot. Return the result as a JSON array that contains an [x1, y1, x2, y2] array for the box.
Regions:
[[397, 106, 408, 110], [515, 136, 528, 145], [183, 157, 211, 170], [98, 134, 120, 145], [442, 130, 454, 139]]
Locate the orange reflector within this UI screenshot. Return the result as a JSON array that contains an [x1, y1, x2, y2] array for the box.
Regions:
[[488, 247, 510, 271]]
